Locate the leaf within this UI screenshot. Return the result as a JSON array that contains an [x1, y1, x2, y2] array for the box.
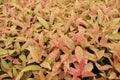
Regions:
[[114, 63, 120, 73], [82, 72, 95, 78], [84, 51, 96, 62], [21, 72, 32, 80], [99, 65, 112, 71], [34, 4, 41, 13], [27, 46, 40, 62], [60, 53, 69, 62], [37, 17, 49, 29], [84, 62, 93, 72], [79, 58, 86, 73], [27, 78, 37, 80], [39, 71, 46, 80], [5, 37, 14, 46], [0, 74, 9, 80], [1, 59, 10, 70], [75, 46, 83, 63], [40, 61, 51, 70], [110, 18, 120, 27], [68, 68, 78, 75], [16, 72, 24, 80], [75, 0, 80, 10], [15, 37, 27, 42], [97, 9, 103, 24], [108, 71, 117, 79], [100, 33, 106, 45], [13, 67, 18, 77], [0, 48, 8, 57], [13, 59, 21, 65], [96, 50, 105, 60], [48, 49, 60, 60], [63, 35, 75, 50], [21, 65, 41, 72], [19, 54, 27, 66], [16, 65, 41, 80]]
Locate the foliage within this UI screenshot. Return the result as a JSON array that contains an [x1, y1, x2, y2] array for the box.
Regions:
[[0, 0, 120, 80]]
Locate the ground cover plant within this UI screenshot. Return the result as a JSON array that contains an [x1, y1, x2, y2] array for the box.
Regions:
[[0, 0, 120, 80]]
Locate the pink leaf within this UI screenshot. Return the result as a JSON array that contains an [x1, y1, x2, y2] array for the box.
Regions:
[[73, 71, 81, 80], [5, 55, 14, 61], [82, 72, 95, 78], [13, 59, 21, 65], [60, 53, 69, 63], [100, 33, 106, 45], [52, 62, 61, 72], [68, 68, 78, 75], [113, 55, 118, 65], [57, 38, 65, 48], [100, 65, 112, 71], [48, 49, 60, 60]]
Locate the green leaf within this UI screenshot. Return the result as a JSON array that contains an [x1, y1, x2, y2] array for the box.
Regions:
[[37, 17, 49, 29], [64, 35, 75, 50], [16, 65, 41, 80], [5, 37, 14, 47], [13, 67, 18, 77], [27, 78, 37, 80], [19, 54, 27, 66], [1, 59, 10, 70], [27, 46, 41, 62], [16, 72, 24, 80], [0, 48, 8, 57], [110, 18, 120, 27], [97, 9, 103, 24], [40, 61, 51, 70], [21, 65, 41, 72]]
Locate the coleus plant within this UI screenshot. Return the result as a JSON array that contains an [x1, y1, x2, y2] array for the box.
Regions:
[[0, 0, 120, 80]]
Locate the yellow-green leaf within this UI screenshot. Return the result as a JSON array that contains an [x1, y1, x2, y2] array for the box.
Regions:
[[16, 65, 41, 80], [97, 9, 103, 24], [21, 65, 41, 72], [27, 78, 37, 80], [37, 17, 49, 29], [1, 59, 10, 70], [40, 61, 51, 70]]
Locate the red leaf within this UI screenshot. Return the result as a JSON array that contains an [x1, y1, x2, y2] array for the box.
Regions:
[[73, 71, 81, 80], [82, 72, 95, 78], [79, 58, 86, 73], [113, 55, 118, 65]]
